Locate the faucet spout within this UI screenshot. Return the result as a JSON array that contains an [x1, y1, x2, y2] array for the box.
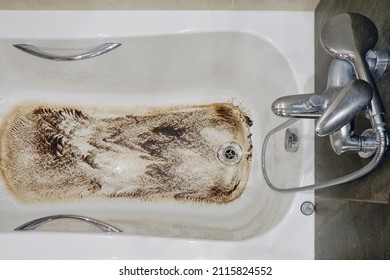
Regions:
[[271, 93, 326, 118]]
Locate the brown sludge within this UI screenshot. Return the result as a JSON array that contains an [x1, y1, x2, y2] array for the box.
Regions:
[[0, 103, 252, 204]]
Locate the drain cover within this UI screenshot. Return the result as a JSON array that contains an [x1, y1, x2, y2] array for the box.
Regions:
[[217, 142, 243, 166]]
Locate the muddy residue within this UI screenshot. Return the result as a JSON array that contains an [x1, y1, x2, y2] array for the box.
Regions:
[[0, 102, 252, 204]]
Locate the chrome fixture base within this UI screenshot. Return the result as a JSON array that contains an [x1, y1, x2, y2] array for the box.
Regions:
[[358, 129, 378, 158], [366, 50, 389, 81]]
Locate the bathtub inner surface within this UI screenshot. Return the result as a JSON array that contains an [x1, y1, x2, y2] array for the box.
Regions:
[[0, 30, 311, 241]]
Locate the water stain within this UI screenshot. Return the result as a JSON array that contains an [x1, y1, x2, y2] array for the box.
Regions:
[[0, 102, 252, 204]]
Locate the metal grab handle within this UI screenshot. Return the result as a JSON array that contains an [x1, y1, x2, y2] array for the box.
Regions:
[[13, 42, 121, 61], [14, 214, 122, 233]]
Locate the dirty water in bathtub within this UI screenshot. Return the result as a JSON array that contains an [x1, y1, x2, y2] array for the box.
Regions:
[[0, 102, 252, 205]]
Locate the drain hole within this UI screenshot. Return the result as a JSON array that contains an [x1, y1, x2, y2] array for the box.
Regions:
[[217, 143, 243, 166], [224, 149, 236, 160]]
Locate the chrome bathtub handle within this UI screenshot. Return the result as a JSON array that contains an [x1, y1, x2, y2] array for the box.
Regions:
[[14, 214, 122, 233], [13, 42, 121, 61]]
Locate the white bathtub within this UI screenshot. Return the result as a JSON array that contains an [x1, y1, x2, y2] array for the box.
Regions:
[[0, 11, 314, 259]]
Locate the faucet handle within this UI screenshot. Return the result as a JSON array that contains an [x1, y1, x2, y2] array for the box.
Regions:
[[316, 79, 373, 136]]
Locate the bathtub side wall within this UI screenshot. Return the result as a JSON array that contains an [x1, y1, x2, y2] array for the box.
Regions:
[[0, 0, 319, 11]]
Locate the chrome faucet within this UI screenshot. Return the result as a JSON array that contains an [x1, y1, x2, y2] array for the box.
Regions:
[[272, 59, 372, 132], [262, 13, 389, 193], [271, 13, 389, 158]]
